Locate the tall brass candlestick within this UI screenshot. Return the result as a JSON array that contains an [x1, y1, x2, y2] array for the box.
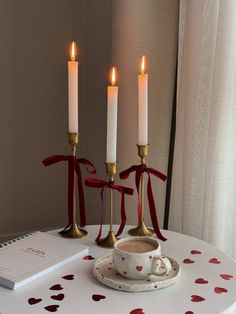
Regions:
[[128, 145, 154, 236], [60, 132, 87, 238], [97, 162, 118, 248]]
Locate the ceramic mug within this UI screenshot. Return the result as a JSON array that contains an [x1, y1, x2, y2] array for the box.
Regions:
[[113, 236, 171, 280]]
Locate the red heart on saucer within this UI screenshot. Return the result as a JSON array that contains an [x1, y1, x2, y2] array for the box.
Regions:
[[136, 266, 143, 272], [209, 258, 221, 264], [195, 278, 208, 284], [83, 255, 95, 260], [130, 308, 145, 314], [62, 274, 74, 280], [51, 294, 64, 301], [49, 284, 63, 291], [214, 287, 228, 294], [191, 250, 202, 254], [191, 295, 205, 302], [220, 274, 233, 280], [28, 298, 42, 305], [92, 294, 106, 302], [183, 258, 195, 264], [44, 305, 59, 312]]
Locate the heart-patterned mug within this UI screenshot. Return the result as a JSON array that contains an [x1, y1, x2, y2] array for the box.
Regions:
[[113, 236, 171, 280]]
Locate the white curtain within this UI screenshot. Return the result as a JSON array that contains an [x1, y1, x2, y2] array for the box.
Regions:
[[169, 0, 236, 259]]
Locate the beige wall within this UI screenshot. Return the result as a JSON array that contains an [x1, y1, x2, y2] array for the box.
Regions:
[[0, 0, 178, 240], [112, 0, 179, 227]]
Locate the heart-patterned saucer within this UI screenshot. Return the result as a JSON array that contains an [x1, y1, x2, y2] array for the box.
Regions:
[[92, 253, 181, 292]]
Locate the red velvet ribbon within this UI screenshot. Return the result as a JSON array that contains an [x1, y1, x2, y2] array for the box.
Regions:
[[119, 163, 167, 241], [85, 177, 134, 242], [42, 155, 96, 227]]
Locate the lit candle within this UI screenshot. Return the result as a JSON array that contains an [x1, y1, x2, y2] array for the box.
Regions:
[[68, 42, 78, 133], [138, 55, 148, 145], [106, 67, 118, 163]]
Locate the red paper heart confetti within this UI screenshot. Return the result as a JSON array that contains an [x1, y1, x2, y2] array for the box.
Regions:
[[130, 308, 145, 314], [83, 255, 95, 260], [122, 257, 125, 261], [149, 256, 152, 259], [44, 305, 59, 312], [62, 274, 74, 280], [136, 266, 143, 272], [183, 258, 195, 264], [220, 274, 233, 280], [28, 298, 42, 305], [195, 278, 208, 284], [214, 287, 228, 294], [92, 294, 106, 302], [191, 295, 205, 302], [51, 294, 64, 301], [191, 250, 202, 255], [49, 284, 63, 291], [209, 258, 221, 264], [185, 312, 194, 314], [123, 271, 127, 275]]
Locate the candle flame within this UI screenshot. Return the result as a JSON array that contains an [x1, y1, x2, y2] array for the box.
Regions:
[[111, 67, 117, 86], [70, 42, 76, 61], [141, 55, 146, 74]]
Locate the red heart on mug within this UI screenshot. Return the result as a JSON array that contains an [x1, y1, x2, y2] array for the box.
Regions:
[[191, 295, 205, 302], [220, 274, 233, 280], [83, 255, 95, 260], [214, 287, 228, 294], [130, 309, 145, 314], [195, 278, 208, 284], [49, 284, 63, 291], [44, 305, 59, 312], [183, 258, 195, 264], [209, 258, 221, 264], [136, 266, 143, 272], [51, 294, 64, 301], [92, 294, 106, 302], [191, 250, 202, 255], [62, 274, 74, 280], [28, 298, 42, 305]]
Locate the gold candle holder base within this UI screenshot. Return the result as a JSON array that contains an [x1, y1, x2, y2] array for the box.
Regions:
[[97, 230, 118, 248], [60, 222, 87, 238], [128, 220, 154, 237]]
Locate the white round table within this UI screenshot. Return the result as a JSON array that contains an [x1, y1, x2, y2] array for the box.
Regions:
[[0, 225, 236, 314]]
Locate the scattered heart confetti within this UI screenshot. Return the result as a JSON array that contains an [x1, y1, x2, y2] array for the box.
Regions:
[[185, 312, 194, 314], [123, 271, 127, 275], [209, 258, 221, 264], [49, 284, 63, 291], [136, 266, 143, 272], [183, 258, 195, 264], [191, 250, 202, 255], [44, 305, 59, 312], [28, 298, 42, 305], [191, 295, 205, 302], [83, 255, 95, 260], [92, 294, 106, 302], [51, 294, 65, 301], [220, 274, 233, 280], [122, 257, 125, 261], [214, 287, 228, 294], [62, 274, 74, 280], [130, 308, 145, 314], [195, 278, 208, 284], [149, 256, 152, 259]]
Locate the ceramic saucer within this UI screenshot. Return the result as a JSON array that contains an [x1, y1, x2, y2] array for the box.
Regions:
[[92, 253, 181, 292]]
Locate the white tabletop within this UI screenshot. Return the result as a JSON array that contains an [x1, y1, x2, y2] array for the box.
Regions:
[[0, 225, 236, 314]]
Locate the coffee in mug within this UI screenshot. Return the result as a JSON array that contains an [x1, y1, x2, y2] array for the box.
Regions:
[[113, 236, 171, 280]]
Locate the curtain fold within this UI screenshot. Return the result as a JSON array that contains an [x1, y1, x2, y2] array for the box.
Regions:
[[170, 0, 236, 258]]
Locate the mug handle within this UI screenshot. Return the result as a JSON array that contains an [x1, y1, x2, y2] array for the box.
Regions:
[[151, 255, 171, 276]]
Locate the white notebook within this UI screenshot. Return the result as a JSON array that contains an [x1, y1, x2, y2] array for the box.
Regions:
[[0, 231, 88, 290]]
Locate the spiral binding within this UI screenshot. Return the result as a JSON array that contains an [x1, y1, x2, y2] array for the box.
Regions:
[[0, 233, 33, 249]]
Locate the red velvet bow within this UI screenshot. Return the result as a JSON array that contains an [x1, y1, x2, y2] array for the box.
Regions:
[[42, 155, 96, 227], [85, 177, 134, 241], [119, 163, 167, 241]]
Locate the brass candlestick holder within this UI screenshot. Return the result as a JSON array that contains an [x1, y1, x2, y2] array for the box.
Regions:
[[128, 144, 154, 236], [97, 162, 118, 248], [60, 132, 87, 238]]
